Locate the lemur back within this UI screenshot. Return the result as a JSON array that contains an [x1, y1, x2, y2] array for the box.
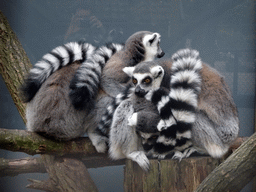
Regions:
[[21, 42, 123, 140], [21, 31, 165, 147]]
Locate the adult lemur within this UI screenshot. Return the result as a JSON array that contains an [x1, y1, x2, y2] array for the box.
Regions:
[[69, 31, 164, 152], [108, 49, 239, 170], [21, 31, 164, 147]]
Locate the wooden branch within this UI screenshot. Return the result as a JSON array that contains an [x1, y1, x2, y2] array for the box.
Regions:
[[0, 128, 97, 155], [0, 11, 32, 123], [26, 155, 98, 192], [0, 128, 247, 157], [0, 155, 125, 178], [195, 132, 256, 192], [0, 157, 46, 177]]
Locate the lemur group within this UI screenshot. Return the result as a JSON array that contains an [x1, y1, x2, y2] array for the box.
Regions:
[[21, 31, 239, 171]]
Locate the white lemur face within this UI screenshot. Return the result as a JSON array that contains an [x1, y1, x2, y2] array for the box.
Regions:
[[123, 65, 164, 97], [142, 33, 165, 61]]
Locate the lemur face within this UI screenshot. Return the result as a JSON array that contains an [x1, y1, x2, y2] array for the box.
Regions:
[[137, 131, 159, 152], [142, 33, 165, 61], [123, 65, 165, 97]]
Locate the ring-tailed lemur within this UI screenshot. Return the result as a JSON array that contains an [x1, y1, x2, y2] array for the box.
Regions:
[[109, 49, 239, 170], [21, 31, 164, 145], [109, 49, 202, 170], [147, 49, 239, 159], [69, 31, 164, 110], [21, 42, 123, 140], [83, 31, 165, 152]]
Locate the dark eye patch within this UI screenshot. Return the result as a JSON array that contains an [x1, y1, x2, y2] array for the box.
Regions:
[[132, 78, 137, 85], [143, 76, 152, 84]]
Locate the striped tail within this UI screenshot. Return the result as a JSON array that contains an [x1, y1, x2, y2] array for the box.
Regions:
[[20, 42, 96, 103], [146, 49, 202, 156], [96, 84, 134, 137], [69, 43, 124, 110]]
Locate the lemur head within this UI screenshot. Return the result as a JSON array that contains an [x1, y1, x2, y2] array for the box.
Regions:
[[125, 31, 165, 63], [123, 61, 165, 97]]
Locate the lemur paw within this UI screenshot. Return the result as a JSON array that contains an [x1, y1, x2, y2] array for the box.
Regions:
[[172, 147, 197, 161], [127, 151, 150, 171], [94, 139, 108, 153], [128, 113, 138, 127], [90, 135, 109, 153], [152, 153, 166, 159]]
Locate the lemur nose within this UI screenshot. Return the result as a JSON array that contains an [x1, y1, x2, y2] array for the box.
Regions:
[[135, 86, 147, 97]]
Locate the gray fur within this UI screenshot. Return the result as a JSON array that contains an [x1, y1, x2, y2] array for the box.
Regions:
[[92, 31, 165, 153], [109, 99, 150, 170], [108, 48, 239, 170], [26, 62, 89, 139], [109, 61, 170, 171], [101, 31, 164, 97]]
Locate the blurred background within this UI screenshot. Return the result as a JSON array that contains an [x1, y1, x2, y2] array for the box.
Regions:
[[0, 0, 255, 191]]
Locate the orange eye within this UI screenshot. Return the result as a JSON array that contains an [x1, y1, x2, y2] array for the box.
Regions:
[[144, 78, 151, 84], [132, 79, 137, 85], [151, 135, 158, 139]]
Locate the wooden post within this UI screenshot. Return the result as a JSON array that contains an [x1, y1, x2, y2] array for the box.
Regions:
[[124, 156, 222, 192]]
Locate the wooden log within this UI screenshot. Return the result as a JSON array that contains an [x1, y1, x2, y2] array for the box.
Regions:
[[0, 11, 32, 123], [195, 132, 256, 192], [0, 157, 46, 177], [27, 154, 98, 192], [124, 156, 222, 192]]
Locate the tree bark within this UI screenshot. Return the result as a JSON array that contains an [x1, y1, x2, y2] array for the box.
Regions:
[[0, 155, 125, 177], [124, 157, 223, 192], [195, 132, 256, 192], [0, 157, 46, 177], [0, 11, 32, 123], [0, 128, 97, 155], [26, 155, 98, 192]]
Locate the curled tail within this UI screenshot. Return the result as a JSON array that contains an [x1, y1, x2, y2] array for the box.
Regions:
[[146, 49, 202, 157], [69, 43, 124, 110], [20, 42, 96, 103], [96, 84, 134, 137]]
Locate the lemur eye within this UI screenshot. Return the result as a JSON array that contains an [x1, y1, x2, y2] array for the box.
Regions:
[[132, 78, 137, 85], [144, 78, 151, 84], [151, 135, 157, 139]]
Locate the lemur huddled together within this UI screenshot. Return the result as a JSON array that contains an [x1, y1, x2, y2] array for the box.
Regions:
[[21, 31, 239, 171]]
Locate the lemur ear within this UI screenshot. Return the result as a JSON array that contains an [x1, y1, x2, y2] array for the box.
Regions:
[[150, 66, 164, 78], [149, 34, 157, 45], [123, 67, 135, 77]]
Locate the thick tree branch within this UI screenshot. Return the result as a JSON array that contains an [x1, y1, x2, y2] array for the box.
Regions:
[[0, 128, 97, 155], [0, 155, 125, 177], [0, 157, 46, 177], [0, 11, 32, 123], [0, 128, 247, 157], [195, 132, 256, 192], [26, 155, 98, 192]]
